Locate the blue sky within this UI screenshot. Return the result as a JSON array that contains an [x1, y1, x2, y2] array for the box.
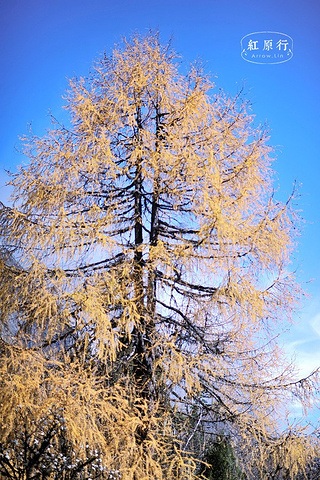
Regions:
[[1, 0, 319, 399]]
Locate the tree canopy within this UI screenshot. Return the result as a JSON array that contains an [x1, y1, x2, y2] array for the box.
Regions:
[[0, 32, 318, 479]]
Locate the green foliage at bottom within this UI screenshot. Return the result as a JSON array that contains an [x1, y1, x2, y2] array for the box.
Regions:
[[199, 436, 246, 480]]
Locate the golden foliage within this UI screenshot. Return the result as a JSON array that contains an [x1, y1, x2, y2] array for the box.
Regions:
[[0, 31, 318, 478]]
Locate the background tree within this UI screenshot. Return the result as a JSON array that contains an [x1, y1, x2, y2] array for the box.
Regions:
[[198, 436, 246, 480], [0, 32, 319, 479]]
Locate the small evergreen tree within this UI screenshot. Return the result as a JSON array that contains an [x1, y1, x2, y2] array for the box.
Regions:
[[199, 437, 245, 480]]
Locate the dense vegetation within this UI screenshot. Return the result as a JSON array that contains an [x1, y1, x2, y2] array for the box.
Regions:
[[0, 32, 318, 479]]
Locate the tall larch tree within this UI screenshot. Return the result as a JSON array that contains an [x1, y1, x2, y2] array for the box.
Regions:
[[0, 32, 318, 479]]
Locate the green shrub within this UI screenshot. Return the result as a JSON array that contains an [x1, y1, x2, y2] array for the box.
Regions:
[[199, 436, 246, 480]]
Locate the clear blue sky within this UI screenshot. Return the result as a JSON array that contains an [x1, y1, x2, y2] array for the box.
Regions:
[[1, 0, 319, 387]]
